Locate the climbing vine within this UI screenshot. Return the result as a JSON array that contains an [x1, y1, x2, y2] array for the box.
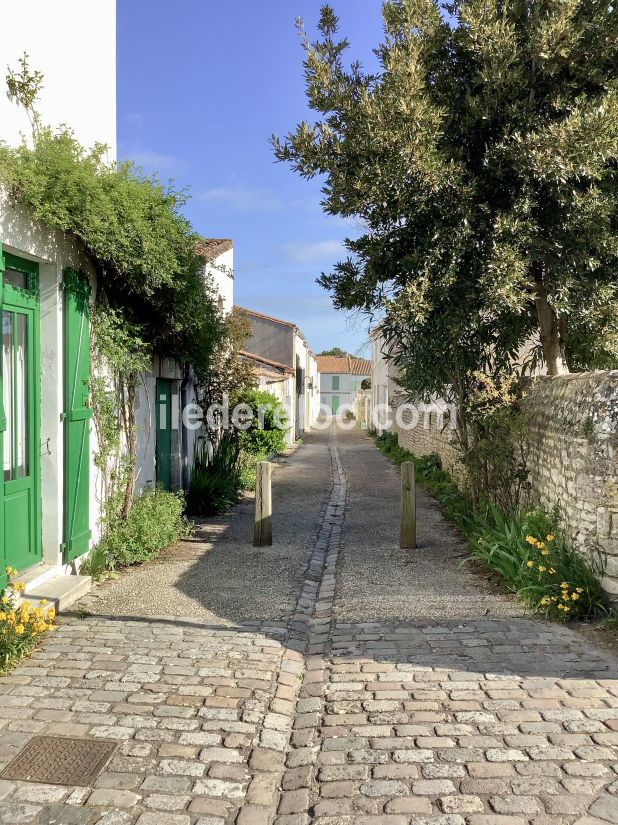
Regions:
[[1, 56, 224, 531]]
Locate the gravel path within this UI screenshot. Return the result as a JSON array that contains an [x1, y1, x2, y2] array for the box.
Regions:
[[80, 436, 330, 624], [334, 427, 523, 622]]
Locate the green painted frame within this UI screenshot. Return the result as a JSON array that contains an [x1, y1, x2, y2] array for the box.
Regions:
[[62, 268, 92, 563], [0, 248, 42, 586]]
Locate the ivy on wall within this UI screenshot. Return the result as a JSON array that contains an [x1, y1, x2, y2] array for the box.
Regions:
[[0, 55, 224, 526]]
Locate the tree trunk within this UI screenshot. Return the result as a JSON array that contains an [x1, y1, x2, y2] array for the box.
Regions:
[[533, 266, 569, 376], [121, 379, 137, 520]]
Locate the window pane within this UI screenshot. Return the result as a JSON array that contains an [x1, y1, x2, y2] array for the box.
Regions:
[[332, 375, 340, 390], [3, 312, 14, 481], [15, 313, 28, 479], [4, 267, 28, 290]]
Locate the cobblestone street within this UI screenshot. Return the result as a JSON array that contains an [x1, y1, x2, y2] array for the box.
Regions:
[[0, 425, 617, 825]]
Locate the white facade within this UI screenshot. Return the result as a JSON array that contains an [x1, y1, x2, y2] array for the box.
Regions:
[[0, 1, 117, 159], [0, 196, 99, 578], [0, 1, 116, 602], [370, 328, 393, 434], [204, 246, 234, 315]]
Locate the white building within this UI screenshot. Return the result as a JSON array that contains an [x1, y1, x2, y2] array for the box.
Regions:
[[236, 308, 319, 444], [1, 1, 116, 158], [0, 1, 228, 608], [369, 327, 399, 434], [317, 355, 371, 415], [0, 1, 117, 605]]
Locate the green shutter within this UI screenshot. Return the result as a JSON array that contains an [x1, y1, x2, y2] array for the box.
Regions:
[[63, 268, 92, 562], [156, 378, 172, 491]]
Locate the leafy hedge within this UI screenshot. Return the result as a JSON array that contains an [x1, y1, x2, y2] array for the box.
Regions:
[[86, 487, 190, 570]]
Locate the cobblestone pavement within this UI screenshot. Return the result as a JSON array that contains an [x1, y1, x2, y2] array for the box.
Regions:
[[0, 425, 617, 825]]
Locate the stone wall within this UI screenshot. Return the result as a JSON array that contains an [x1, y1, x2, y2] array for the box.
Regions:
[[523, 371, 618, 599], [393, 396, 463, 482], [392, 371, 618, 598]]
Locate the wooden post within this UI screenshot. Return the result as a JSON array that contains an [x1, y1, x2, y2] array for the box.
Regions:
[[400, 461, 416, 549], [254, 461, 272, 547]]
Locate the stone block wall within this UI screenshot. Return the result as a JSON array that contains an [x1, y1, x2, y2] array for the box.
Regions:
[[523, 371, 618, 599], [392, 371, 618, 598], [393, 396, 463, 482]]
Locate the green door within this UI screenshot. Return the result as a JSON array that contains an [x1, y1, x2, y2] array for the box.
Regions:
[[63, 269, 92, 563], [1, 251, 41, 579], [156, 378, 172, 491], [331, 395, 340, 414]]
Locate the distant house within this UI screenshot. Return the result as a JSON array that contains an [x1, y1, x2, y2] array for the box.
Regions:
[[235, 308, 319, 443], [318, 355, 371, 415]]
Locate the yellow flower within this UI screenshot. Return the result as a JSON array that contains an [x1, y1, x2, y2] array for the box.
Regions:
[[47, 608, 56, 620], [46, 624, 56, 632], [546, 534, 555, 542], [538, 566, 546, 572], [5, 566, 17, 577], [525, 535, 537, 546], [39, 599, 48, 606], [541, 549, 550, 556], [20, 613, 30, 624], [0, 611, 5, 621], [571, 593, 580, 600], [549, 568, 556, 575], [526, 561, 534, 568], [14, 624, 25, 635], [576, 588, 584, 594], [1, 596, 8, 605], [6, 611, 16, 626], [561, 582, 569, 588]]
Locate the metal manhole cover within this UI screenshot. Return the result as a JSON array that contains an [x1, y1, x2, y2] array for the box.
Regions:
[[0, 736, 117, 786]]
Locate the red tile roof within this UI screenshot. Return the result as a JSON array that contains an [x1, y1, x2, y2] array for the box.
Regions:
[[195, 238, 233, 261], [317, 355, 371, 376], [234, 306, 296, 329], [239, 350, 294, 375]]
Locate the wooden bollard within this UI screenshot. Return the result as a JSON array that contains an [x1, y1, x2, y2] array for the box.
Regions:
[[400, 461, 416, 549], [254, 461, 272, 547]]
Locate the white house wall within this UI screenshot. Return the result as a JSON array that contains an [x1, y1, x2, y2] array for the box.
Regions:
[[204, 248, 234, 314], [0, 0, 117, 159], [0, 194, 100, 573], [320, 371, 370, 413]]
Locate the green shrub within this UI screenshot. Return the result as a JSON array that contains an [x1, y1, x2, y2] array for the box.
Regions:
[[467, 506, 610, 621], [95, 487, 189, 567], [235, 389, 288, 457], [187, 433, 243, 516]]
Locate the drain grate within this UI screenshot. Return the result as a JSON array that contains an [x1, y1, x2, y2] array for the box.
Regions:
[[1, 736, 117, 786]]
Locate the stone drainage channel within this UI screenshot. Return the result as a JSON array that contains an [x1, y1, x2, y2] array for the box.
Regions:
[[264, 424, 346, 825]]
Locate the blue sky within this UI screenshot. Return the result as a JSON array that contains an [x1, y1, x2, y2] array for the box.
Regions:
[[117, 1, 384, 356]]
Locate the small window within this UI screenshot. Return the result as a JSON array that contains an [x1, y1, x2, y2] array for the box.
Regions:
[[332, 375, 340, 390], [3, 267, 28, 291]]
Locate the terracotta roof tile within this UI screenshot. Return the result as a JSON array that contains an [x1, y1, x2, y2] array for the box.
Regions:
[[195, 238, 233, 260], [316, 355, 371, 376]]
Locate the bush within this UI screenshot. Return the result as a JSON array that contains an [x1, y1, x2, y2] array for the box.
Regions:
[[187, 433, 243, 516], [467, 506, 610, 622], [94, 487, 190, 567], [1, 568, 56, 672], [235, 389, 288, 457]]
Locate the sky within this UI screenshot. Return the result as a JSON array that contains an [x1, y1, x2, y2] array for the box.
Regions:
[[117, 0, 385, 357]]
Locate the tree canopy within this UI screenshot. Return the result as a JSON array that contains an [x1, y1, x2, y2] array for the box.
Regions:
[[318, 346, 350, 356], [274, 0, 618, 394]]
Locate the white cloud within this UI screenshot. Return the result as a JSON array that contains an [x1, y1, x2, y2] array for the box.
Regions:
[[284, 239, 345, 265], [123, 149, 182, 174], [200, 186, 282, 211]]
